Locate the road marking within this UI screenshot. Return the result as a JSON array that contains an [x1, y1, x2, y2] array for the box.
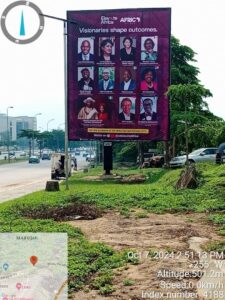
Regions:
[[0, 177, 50, 192]]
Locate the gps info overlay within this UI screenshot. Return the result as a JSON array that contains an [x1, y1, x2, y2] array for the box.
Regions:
[[0, 233, 68, 300]]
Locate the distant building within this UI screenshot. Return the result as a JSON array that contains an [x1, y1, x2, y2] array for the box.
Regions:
[[0, 114, 37, 142]]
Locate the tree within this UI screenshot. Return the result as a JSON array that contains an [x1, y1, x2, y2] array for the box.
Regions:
[[167, 37, 225, 156], [171, 36, 199, 85], [18, 129, 40, 156]]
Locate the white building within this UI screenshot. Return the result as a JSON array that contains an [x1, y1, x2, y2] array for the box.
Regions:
[[0, 113, 37, 142]]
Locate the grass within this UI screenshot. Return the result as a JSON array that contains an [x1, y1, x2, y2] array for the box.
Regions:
[[0, 162, 225, 294], [0, 157, 27, 165]]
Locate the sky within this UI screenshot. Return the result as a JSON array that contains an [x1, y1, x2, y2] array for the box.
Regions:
[[1, 0, 225, 131]]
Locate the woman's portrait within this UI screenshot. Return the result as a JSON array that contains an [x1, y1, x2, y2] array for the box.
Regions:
[[141, 37, 158, 62], [98, 103, 109, 121], [120, 37, 136, 61], [140, 67, 158, 92], [99, 38, 115, 62]]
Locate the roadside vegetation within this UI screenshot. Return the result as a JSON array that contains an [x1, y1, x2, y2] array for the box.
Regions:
[[0, 157, 27, 165], [0, 162, 225, 295]]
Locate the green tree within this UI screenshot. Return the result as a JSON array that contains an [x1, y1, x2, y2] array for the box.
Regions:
[[18, 129, 40, 156]]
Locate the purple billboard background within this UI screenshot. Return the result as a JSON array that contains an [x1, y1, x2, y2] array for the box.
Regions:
[[67, 8, 171, 141]]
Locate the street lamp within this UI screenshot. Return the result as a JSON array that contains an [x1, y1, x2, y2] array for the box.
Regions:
[[6, 106, 13, 163], [47, 118, 54, 131], [33, 113, 42, 155], [57, 123, 65, 130]]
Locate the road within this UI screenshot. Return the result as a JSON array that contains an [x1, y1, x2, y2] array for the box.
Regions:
[[0, 156, 89, 203]]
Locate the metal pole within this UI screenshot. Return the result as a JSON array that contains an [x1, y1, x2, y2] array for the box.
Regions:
[[6, 106, 13, 163], [185, 100, 189, 164], [39, 13, 77, 190], [33, 113, 41, 155], [7, 109, 9, 163], [64, 21, 69, 190]]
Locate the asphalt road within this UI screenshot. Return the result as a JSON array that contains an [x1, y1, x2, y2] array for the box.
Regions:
[[0, 156, 89, 203]]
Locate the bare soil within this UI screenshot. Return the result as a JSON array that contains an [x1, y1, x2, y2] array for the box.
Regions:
[[68, 211, 223, 300]]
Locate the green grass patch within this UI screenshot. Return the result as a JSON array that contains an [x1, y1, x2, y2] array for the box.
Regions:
[[0, 163, 225, 295], [202, 240, 225, 253]]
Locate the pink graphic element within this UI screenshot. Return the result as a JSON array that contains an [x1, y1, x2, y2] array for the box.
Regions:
[[30, 255, 38, 266], [16, 282, 22, 290], [3, 297, 8, 300]]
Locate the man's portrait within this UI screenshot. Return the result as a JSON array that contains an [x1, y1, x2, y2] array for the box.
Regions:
[[120, 68, 136, 91], [77, 38, 94, 61], [78, 67, 94, 91], [140, 97, 157, 121], [98, 67, 115, 91], [77, 97, 98, 120], [119, 97, 136, 121]]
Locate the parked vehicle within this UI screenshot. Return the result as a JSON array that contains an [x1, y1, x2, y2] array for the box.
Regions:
[[170, 148, 218, 168], [41, 153, 51, 160], [20, 151, 27, 157], [216, 143, 225, 164], [29, 155, 40, 164], [149, 155, 165, 168], [86, 156, 96, 162], [142, 154, 164, 168], [51, 153, 71, 179]]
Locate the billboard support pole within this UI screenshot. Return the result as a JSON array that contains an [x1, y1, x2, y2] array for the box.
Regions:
[[39, 13, 78, 190], [103, 141, 113, 175], [63, 21, 69, 190]]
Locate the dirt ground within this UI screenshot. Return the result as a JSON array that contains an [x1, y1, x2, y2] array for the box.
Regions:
[[68, 211, 223, 300]]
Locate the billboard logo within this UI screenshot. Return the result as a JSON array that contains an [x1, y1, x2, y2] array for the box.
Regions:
[[1, 1, 44, 44], [120, 17, 141, 23], [101, 16, 118, 24]]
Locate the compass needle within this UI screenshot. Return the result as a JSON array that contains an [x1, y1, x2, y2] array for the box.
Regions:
[[1, 1, 44, 44], [19, 10, 25, 36]]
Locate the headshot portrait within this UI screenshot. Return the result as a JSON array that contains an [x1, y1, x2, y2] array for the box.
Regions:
[[140, 67, 158, 92], [141, 36, 158, 61], [77, 38, 94, 61], [120, 68, 136, 91], [98, 102, 109, 121], [98, 67, 115, 91], [120, 37, 136, 61], [77, 97, 98, 120], [99, 37, 115, 62], [78, 67, 94, 91], [119, 97, 135, 121], [140, 97, 157, 121]]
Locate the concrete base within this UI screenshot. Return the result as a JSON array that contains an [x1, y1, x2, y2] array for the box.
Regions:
[[45, 180, 60, 192]]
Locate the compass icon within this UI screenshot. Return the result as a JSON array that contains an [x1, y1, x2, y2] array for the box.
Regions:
[[1, 1, 44, 44]]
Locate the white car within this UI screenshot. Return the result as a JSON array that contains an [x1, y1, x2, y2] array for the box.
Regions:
[[170, 148, 217, 168]]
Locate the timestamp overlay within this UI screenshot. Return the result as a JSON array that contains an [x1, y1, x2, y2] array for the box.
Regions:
[[0, 233, 67, 300], [128, 237, 225, 299]]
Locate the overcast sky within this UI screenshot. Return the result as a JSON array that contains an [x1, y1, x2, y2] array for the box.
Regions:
[[1, 0, 224, 131]]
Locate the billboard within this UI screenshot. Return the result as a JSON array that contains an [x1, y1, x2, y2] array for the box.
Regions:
[[67, 8, 171, 141]]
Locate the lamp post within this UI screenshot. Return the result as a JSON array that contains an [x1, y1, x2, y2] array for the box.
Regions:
[[47, 118, 54, 131], [57, 123, 65, 130], [33, 113, 41, 155], [6, 106, 13, 163], [39, 13, 77, 191]]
